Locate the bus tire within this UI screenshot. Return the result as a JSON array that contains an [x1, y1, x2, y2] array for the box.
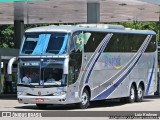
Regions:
[[127, 85, 136, 103], [36, 104, 47, 109], [135, 85, 144, 102], [78, 89, 90, 109]]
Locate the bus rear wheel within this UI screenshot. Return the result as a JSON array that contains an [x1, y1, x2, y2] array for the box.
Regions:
[[127, 85, 136, 103], [78, 89, 90, 109], [136, 85, 144, 102], [36, 104, 48, 109]]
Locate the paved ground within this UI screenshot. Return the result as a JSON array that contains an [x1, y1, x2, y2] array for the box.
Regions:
[[0, 95, 160, 120], [0, 95, 160, 111]]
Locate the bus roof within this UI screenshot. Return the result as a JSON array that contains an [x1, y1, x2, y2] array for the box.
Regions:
[[25, 24, 156, 35]]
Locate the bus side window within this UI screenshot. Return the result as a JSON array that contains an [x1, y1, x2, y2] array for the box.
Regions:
[[146, 35, 156, 52], [68, 31, 83, 85]]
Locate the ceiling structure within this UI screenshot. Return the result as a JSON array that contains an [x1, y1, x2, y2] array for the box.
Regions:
[[0, 0, 160, 24]]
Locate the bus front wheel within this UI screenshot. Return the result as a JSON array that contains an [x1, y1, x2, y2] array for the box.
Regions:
[[78, 89, 90, 109]]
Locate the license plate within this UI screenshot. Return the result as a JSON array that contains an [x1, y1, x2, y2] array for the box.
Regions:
[[35, 98, 44, 102]]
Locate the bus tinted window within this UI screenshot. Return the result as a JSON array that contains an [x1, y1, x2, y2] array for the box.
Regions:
[[146, 35, 156, 52], [105, 34, 147, 52], [46, 35, 66, 54], [21, 33, 68, 55], [82, 32, 156, 53], [84, 32, 107, 52], [22, 34, 39, 54]]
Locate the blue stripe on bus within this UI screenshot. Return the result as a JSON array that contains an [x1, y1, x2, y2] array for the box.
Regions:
[[85, 36, 111, 84], [32, 34, 51, 55], [145, 58, 155, 95], [93, 54, 142, 100], [58, 34, 68, 55]]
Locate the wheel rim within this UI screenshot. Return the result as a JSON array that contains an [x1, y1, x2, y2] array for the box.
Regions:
[[81, 92, 88, 105], [137, 87, 143, 99], [130, 87, 135, 100]]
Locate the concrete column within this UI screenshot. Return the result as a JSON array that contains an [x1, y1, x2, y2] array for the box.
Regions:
[[14, 2, 24, 49], [2, 61, 7, 94], [87, 0, 100, 23], [14, 20, 24, 49]]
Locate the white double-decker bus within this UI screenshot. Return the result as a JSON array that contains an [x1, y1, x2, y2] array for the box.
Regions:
[[16, 24, 157, 109]]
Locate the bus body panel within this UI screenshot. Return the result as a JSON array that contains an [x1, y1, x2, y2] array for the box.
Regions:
[[80, 52, 157, 101]]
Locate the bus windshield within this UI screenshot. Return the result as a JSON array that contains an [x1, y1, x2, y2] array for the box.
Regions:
[[19, 62, 67, 86], [21, 33, 69, 55], [19, 65, 40, 85], [41, 63, 66, 86]]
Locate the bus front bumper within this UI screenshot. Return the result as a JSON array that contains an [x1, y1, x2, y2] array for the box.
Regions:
[[18, 95, 67, 104]]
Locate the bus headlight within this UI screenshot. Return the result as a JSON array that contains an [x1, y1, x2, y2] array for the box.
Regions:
[[53, 91, 66, 96], [17, 91, 27, 95]]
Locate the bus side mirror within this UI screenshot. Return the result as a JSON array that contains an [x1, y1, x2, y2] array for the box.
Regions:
[[64, 57, 69, 74]]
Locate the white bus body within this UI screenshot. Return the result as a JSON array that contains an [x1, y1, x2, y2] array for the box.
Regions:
[[17, 24, 157, 109]]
